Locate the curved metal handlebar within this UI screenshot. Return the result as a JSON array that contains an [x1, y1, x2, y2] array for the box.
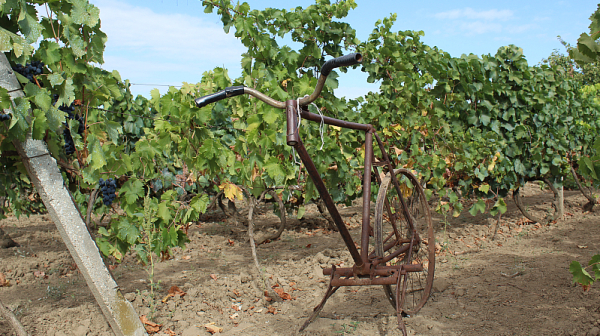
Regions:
[[194, 53, 362, 109], [194, 86, 245, 108]]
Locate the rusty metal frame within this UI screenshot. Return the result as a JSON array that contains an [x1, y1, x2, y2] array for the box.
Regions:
[[285, 101, 421, 333]]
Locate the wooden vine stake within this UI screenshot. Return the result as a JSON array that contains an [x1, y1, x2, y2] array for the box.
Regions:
[[0, 54, 147, 336]]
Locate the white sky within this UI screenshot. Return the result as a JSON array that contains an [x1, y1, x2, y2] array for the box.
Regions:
[[91, 0, 598, 98]]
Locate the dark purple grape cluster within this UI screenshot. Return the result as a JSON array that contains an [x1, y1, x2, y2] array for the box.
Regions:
[[60, 104, 85, 134], [99, 178, 117, 206], [63, 128, 75, 155], [0, 113, 10, 121], [59, 103, 85, 155], [12, 61, 44, 83]]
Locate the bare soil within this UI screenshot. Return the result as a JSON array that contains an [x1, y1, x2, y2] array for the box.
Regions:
[[1, 183, 600, 336]]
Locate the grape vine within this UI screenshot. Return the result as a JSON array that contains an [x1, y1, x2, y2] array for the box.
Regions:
[[0, 0, 598, 271]]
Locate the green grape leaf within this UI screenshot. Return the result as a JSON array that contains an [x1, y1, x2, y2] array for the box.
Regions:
[[116, 219, 140, 245], [61, 49, 87, 74], [570, 261, 594, 288], [490, 198, 507, 216], [297, 206, 306, 219], [24, 83, 51, 111], [576, 33, 600, 62], [105, 121, 123, 144], [70, 0, 100, 27], [38, 41, 62, 66], [31, 108, 48, 140], [56, 78, 76, 108], [0, 27, 33, 56], [86, 134, 107, 170], [514, 159, 526, 175], [0, 87, 12, 111], [121, 179, 145, 204], [95, 237, 116, 258], [0, 29, 9, 53], [67, 33, 86, 58], [580, 157, 598, 180], [10, 97, 30, 137], [157, 202, 172, 221], [468, 199, 486, 216], [478, 183, 490, 194], [18, 9, 43, 44], [263, 107, 280, 124], [191, 194, 209, 213], [590, 255, 600, 280], [264, 159, 286, 185]]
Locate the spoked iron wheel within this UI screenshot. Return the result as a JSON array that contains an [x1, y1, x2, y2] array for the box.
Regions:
[[373, 168, 435, 315]]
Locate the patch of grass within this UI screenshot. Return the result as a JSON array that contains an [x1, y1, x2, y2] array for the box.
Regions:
[[282, 234, 296, 243], [334, 321, 360, 334], [46, 282, 67, 300]]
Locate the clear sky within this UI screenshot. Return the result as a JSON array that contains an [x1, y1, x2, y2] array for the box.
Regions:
[[91, 0, 599, 99]]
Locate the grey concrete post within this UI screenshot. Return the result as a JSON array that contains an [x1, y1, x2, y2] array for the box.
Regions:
[[0, 53, 147, 336]]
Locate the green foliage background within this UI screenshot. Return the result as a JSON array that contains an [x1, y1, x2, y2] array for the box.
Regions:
[[0, 0, 599, 274]]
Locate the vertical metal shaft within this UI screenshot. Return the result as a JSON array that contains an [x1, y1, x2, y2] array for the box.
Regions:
[[361, 130, 373, 262], [286, 100, 299, 146]]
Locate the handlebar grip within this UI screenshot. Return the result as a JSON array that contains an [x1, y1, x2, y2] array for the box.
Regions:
[[320, 53, 363, 77], [194, 86, 245, 108]]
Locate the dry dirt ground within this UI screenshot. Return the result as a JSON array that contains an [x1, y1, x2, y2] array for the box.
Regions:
[[1, 183, 600, 336]]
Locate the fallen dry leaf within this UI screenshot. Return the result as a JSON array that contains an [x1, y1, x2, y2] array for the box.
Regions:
[[161, 285, 186, 303], [210, 274, 218, 281], [164, 329, 176, 336], [203, 322, 223, 334], [305, 244, 312, 248], [144, 325, 160, 334], [288, 282, 296, 287], [264, 290, 273, 302], [272, 286, 292, 300], [227, 239, 235, 246], [182, 255, 191, 260], [140, 315, 162, 333], [0, 273, 8, 287], [168, 285, 186, 297], [267, 306, 278, 314]]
